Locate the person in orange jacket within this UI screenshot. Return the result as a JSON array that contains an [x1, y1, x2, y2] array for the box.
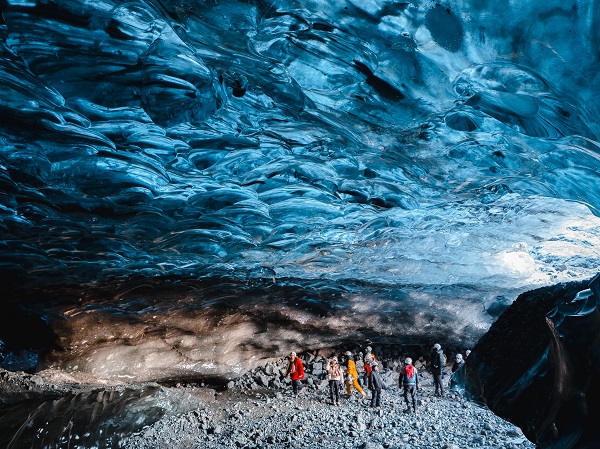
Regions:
[[363, 347, 377, 390], [343, 351, 366, 399], [283, 352, 305, 396]]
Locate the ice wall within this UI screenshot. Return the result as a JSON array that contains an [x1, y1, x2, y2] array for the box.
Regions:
[[1, 0, 600, 378]]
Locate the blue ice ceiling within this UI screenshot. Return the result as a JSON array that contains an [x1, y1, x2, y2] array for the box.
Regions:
[[1, 0, 600, 295]]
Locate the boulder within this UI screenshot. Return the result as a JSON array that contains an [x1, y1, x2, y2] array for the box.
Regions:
[[466, 274, 600, 449]]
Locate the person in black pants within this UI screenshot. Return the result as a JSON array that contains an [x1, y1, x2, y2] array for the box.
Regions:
[[431, 343, 445, 397], [399, 357, 419, 413], [325, 356, 343, 406], [369, 361, 383, 409]]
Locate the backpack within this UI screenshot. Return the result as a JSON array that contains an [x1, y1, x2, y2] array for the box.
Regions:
[[402, 366, 417, 384], [434, 351, 446, 370]]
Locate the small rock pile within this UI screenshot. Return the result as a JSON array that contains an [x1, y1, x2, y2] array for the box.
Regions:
[[227, 346, 446, 395]]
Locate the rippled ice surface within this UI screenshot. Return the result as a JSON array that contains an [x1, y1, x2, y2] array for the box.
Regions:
[[0, 381, 205, 449], [1, 0, 599, 296]]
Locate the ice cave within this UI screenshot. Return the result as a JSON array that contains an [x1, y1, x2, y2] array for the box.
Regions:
[[1, 0, 599, 448]]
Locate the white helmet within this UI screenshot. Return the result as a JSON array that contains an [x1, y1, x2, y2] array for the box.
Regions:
[[456, 353, 463, 361], [433, 343, 441, 351], [405, 357, 412, 364]]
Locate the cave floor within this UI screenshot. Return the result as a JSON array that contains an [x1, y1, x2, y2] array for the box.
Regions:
[[0, 367, 535, 449], [124, 377, 535, 449]]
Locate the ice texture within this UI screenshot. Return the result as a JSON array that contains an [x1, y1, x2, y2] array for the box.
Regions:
[[0, 382, 208, 449], [0, 0, 599, 378]]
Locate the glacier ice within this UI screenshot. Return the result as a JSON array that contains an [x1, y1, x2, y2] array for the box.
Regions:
[[0, 0, 599, 380]]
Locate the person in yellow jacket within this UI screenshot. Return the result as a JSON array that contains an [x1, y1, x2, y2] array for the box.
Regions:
[[344, 351, 366, 398]]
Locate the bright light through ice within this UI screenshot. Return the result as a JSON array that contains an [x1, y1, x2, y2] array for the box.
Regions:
[[502, 251, 536, 274]]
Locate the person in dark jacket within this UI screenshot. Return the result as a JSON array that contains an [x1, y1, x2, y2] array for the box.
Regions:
[[451, 353, 465, 374], [399, 357, 419, 413], [431, 343, 445, 397], [369, 361, 383, 408], [450, 353, 466, 395]]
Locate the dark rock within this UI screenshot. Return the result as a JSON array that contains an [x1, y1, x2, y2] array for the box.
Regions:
[[466, 274, 600, 449]]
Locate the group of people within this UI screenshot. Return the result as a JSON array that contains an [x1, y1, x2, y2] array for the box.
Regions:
[[283, 344, 469, 413]]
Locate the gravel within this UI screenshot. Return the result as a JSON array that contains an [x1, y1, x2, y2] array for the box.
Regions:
[[123, 359, 535, 449], [0, 354, 537, 449]]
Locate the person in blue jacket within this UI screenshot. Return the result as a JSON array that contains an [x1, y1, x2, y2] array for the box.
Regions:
[[399, 357, 419, 413]]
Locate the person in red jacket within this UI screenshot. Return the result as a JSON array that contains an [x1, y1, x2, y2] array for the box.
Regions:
[[283, 352, 305, 396]]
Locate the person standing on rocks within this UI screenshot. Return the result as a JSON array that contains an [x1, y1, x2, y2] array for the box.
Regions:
[[283, 352, 305, 396], [450, 353, 466, 395], [431, 343, 445, 397], [363, 346, 376, 390], [343, 351, 366, 399], [355, 351, 365, 388], [363, 353, 373, 391], [325, 356, 343, 406], [365, 346, 376, 363], [451, 353, 465, 374], [369, 361, 383, 409], [399, 357, 419, 413]]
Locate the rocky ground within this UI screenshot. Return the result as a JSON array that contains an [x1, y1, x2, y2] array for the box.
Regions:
[[122, 355, 536, 449], [0, 349, 537, 449], [124, 390, 535, 449]]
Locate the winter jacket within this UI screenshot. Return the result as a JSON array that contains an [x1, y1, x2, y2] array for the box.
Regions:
[[285, 357, 305, 381], [432, 350, 445, 374], [345, 359, 359, 381], [364, 353, 376, 388], [364, 353, 376, 373], [364, 360, 372, 377], [400, 365, 419, 386], [325, 360, 344, 382], [452, 360, 465, 373], [370, 369, 383, 391]]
